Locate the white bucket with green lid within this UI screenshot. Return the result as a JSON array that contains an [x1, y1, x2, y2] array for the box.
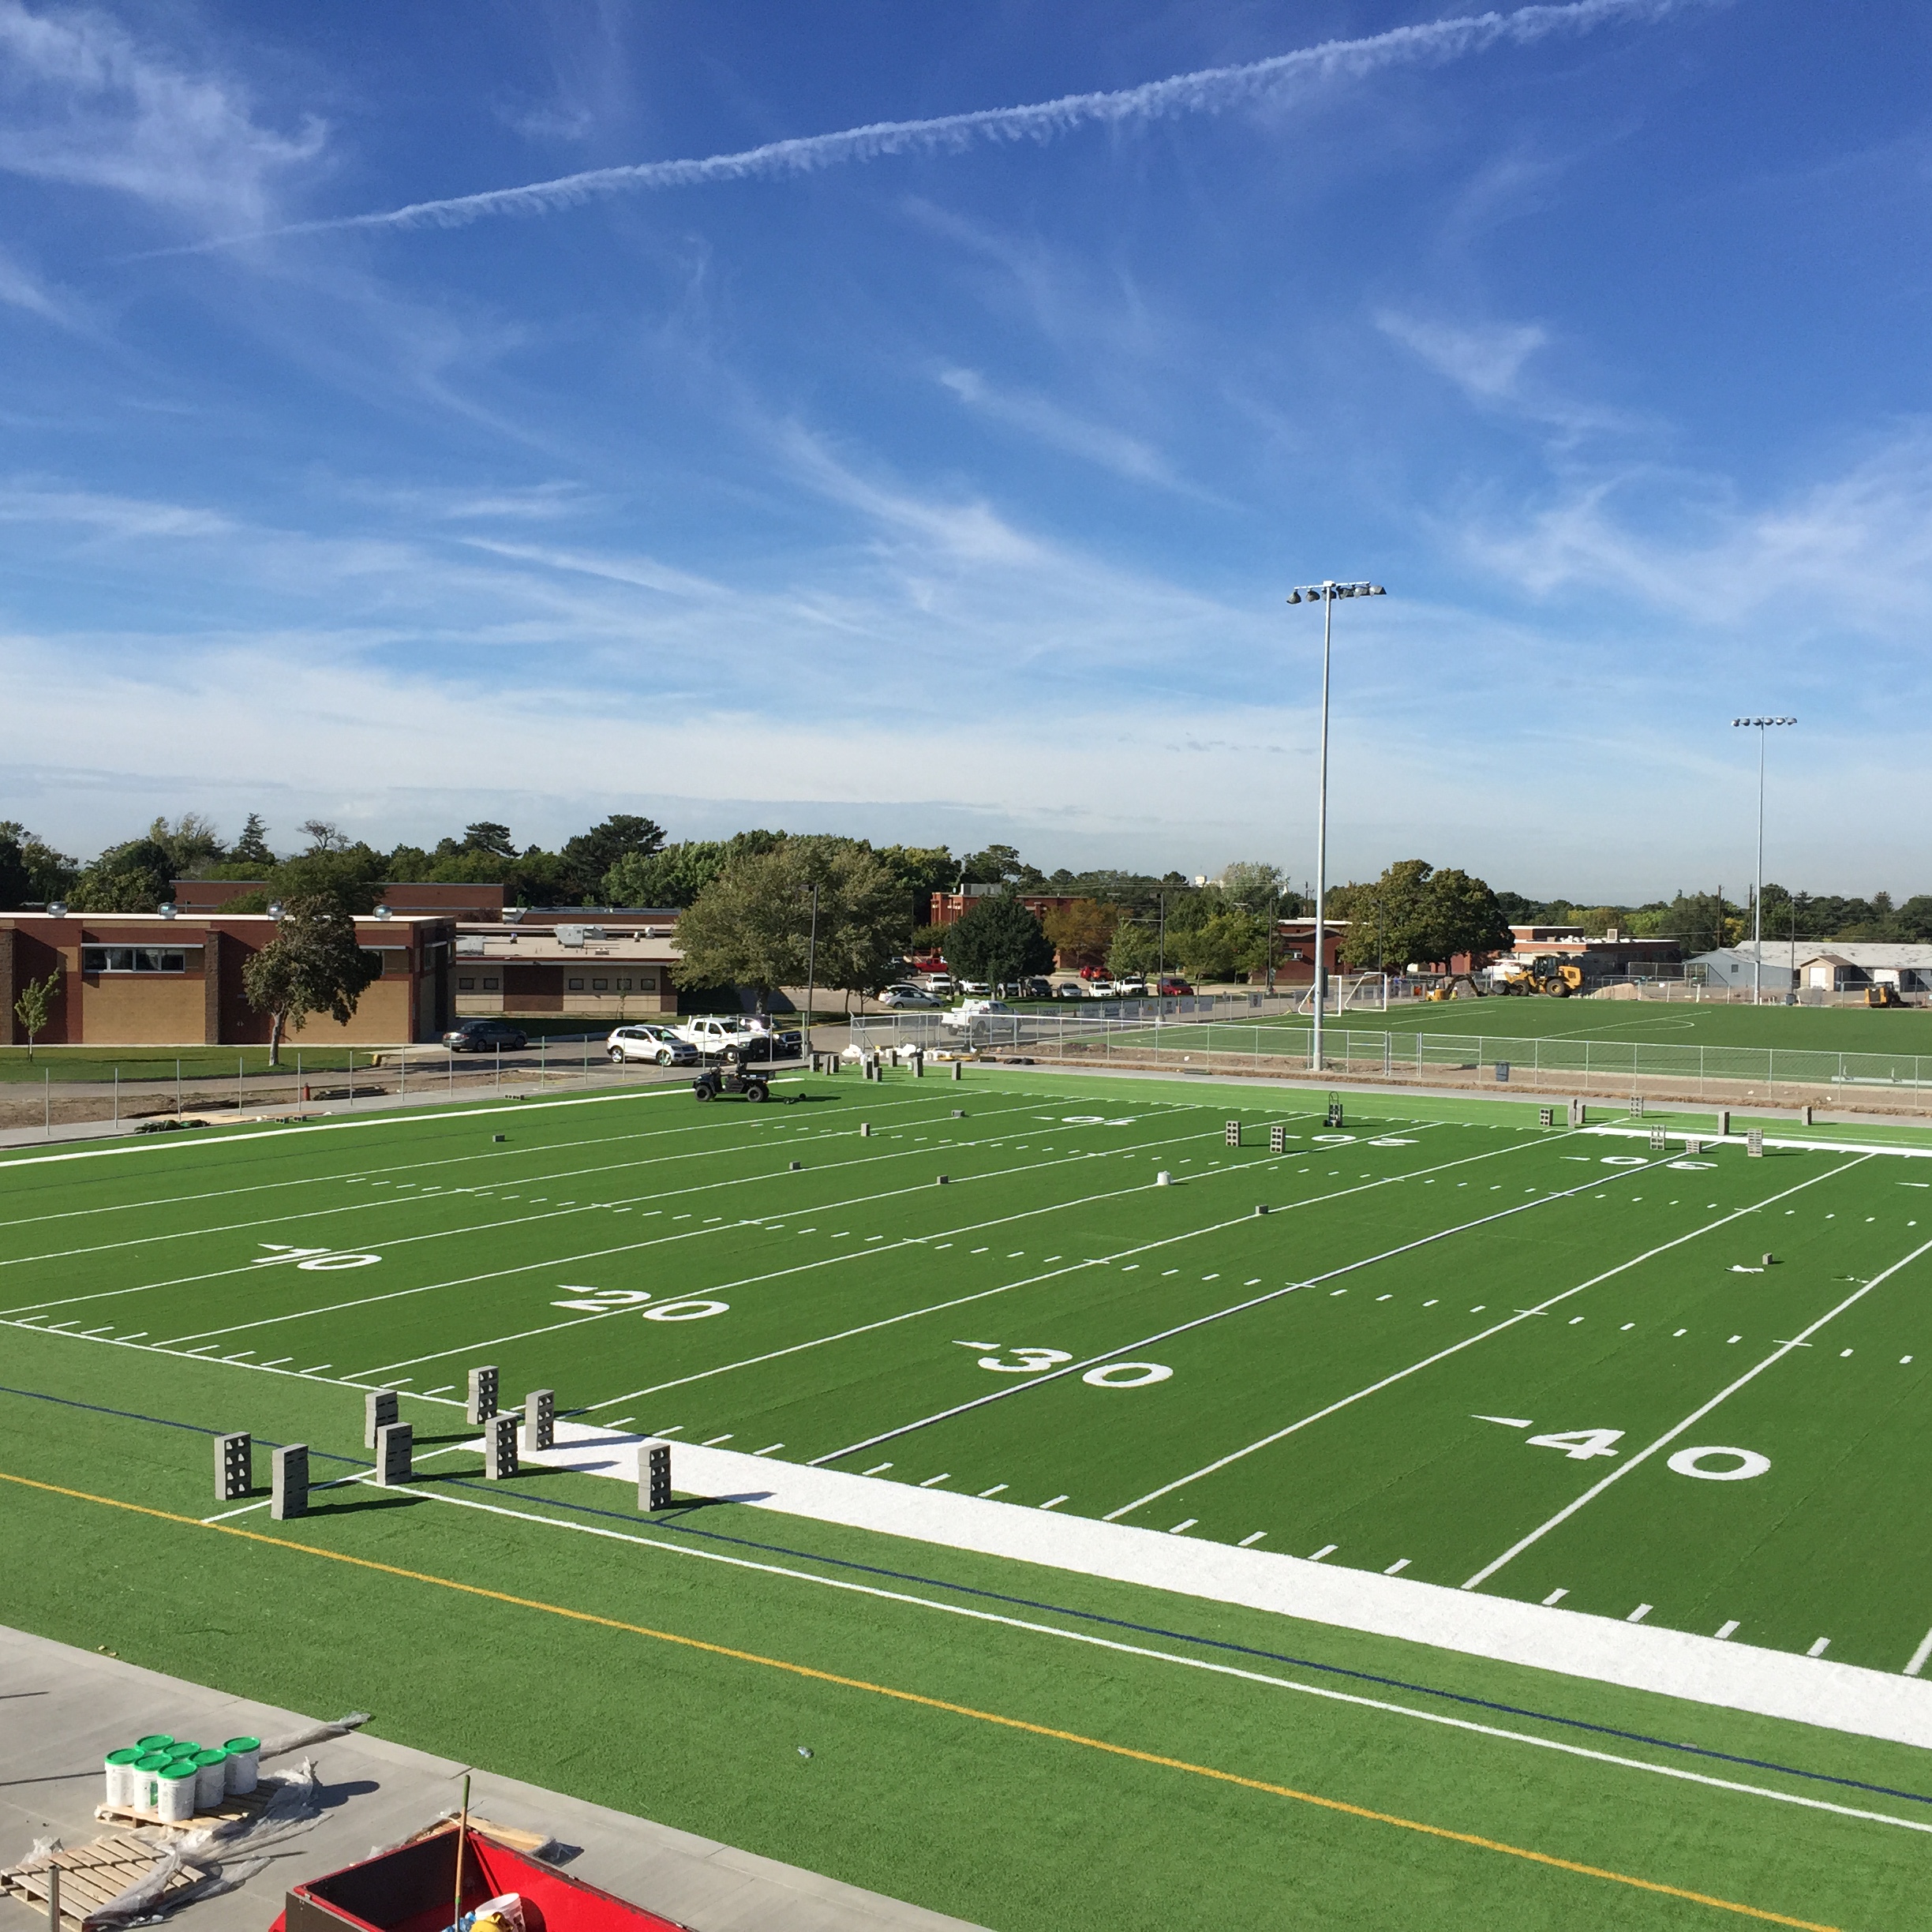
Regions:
[[130, 1752, 171, 1812], [156, 1761, 199, 1822], [104, 1747, 144, 1808], [222, 1736, 260, 1794], [192, 1748, 230, 1808]]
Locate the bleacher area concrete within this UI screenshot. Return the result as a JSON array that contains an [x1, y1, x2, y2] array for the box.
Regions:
[[0, 1624, 984, 1932]]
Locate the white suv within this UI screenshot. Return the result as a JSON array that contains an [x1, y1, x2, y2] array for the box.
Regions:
[[607, 1024, 698, 1065]]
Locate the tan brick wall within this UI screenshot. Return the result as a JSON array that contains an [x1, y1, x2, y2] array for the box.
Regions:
[[77, 970, 210, 1046]]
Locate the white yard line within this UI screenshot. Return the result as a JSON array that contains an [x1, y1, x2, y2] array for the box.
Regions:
[[578, 1127, 1590, 1416], [1100, 1153, 1870, 1525], [812, 1140, 1749, 1477], [0, 1086, 958, 1239], [6, 1109, 1223, 1327], [1461, 1217, 1932, 1593], [1, 1095, 1073, 1319], [1583, 1124, 1932, 1160]]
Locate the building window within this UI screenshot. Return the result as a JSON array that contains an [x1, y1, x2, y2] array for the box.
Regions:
[[638, 971, 657, 990], [568, 977, 585, 991], [482, 976, 500, 990], [459, 976, 475, 990], [616, 978, 632, 991], [592, 978, 608, 990], [81, 946, 186, 973]]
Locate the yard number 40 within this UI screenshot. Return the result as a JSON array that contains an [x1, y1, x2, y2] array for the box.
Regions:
[[1526, 1428, 1623, 1461]]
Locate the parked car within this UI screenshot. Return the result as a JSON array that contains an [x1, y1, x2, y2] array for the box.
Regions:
[[918, 972, 955, 995], [1113, 976, 1148, 996], [878, 983, 942, 1009], [957, 979, 990, 996], [910, 955, 949, 974], [1078, 964, 1112, 981], [1053, 980, 1088, 999], [1155, 977, 1194, 996], [940, 998, 1017, 1031], [1009, 976, 1054, 1000], [673, 1015, 803, 1061], [607, 1023, 699, 1065], [443, 1019, 528, 1053]]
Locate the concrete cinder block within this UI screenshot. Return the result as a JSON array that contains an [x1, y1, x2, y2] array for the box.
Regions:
[[376, 1421, 413, 1485], [271, 1443, 309, 1520], [364, 1389, 399, 1449], [215, 1432, 251, 1503], [466, 1365, 500, 1426], [522, 1388, 554, 1452], [642, 1442, 671, 1511], [484, 1413, 519, 1480]]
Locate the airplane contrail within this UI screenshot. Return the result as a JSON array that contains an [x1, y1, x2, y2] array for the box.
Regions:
[[190, 0, 1705, 250]]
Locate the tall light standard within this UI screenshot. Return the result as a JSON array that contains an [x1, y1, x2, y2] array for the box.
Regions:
[[1289, 579, 1386, 1072], [1731, 716, 1795, 1005]]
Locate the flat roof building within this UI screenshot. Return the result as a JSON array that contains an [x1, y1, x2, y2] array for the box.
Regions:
[[1, 912, 453, 1046], [454, 917, 682, 1019]]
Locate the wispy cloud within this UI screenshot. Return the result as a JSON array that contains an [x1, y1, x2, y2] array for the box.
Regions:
[[939, 368, 1175, 485], [0, 240, 80, 328], [0, 0, 322, 228], [1375, 311, 1549, 402], [179, 0, 1701, 249], [1459, 426, 1932, 635]]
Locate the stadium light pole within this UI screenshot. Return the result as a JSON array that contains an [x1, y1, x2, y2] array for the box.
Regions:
[[1731, 716, 1795, 1005], [1289, 579, 1386, 1071]]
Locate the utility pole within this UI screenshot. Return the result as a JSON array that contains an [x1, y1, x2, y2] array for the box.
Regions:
[[1732, 717, 1795, 1003]]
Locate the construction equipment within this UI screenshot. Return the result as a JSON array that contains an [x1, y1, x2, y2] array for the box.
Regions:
[[1422, 973, 1488, 1002], [1866, 983, 1907, 1008], [1496, 957, 1585, 998]]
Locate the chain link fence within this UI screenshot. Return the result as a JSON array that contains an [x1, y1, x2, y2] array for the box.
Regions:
[[848, 1009, 1932, 1114]]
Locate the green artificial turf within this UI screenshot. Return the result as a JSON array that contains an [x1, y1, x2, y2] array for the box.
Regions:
[[3, 1071, 1930, 1928]]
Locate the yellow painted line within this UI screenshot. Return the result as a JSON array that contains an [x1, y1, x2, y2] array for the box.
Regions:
[[0, 1470, 1837, 1930]]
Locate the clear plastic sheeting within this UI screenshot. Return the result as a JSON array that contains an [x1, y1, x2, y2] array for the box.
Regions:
[[258, 1713, 370, 1761], [79, 1763, 328, 1930]]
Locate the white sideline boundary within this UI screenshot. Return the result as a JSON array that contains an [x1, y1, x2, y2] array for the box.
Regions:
[[1582, 1123, 1932, 1159], [518, 1421, 1932, 1751]]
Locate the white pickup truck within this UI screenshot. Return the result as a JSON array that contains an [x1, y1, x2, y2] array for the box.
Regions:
[[938, 998, 1017, 1032], [672, 1015, 803, 1062]]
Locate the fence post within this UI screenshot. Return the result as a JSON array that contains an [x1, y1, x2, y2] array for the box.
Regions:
[[238, 1054, 244, 1115], [113, 1065, 118, 1125], [347, 1049, 354, 1110], [177, 1058, 182, 1117], [44, 1067, 50, 1137]]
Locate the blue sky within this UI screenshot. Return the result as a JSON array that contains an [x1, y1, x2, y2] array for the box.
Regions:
[[2, 0, 1929, 897]]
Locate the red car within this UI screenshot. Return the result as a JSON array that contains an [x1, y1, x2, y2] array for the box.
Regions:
[[1156, 977, 1193, 995], [1079, 964, 1112, 980]]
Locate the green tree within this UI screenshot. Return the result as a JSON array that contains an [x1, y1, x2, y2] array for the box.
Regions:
[[1106, 919, 1159, 979], [223, 847, 384, 915], [792, 837, 915, 1009], [0, 824, 77, 906], [558, 814, 667, 902], [1039, 898, 1121, 968], [241, 896, 383, 1065], [960, 843, 1046, 889], [68, 836, 176, 912], [230, 814, 276, 867], [1176, 907, 1265, 983], [458, 821, 518, 859], [13, 970, 60, 1058], [1422, 867, 1512, 966], [1340, 860, 1509, 970], [672, 837, 909, 1013], [605, 831, 782, 909], [145, 813, 227, 878], [672, 844, 813, 1009], [941, 891, 1054, 987]]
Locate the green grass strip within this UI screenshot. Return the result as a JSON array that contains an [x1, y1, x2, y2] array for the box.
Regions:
[[0, 1466, 1840, 1931]]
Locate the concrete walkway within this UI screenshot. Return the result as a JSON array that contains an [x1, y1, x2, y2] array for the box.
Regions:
[[0, 1625, 983, 1932]]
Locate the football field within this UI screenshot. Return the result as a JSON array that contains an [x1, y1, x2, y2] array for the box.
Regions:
[[4, 1068, 1930, 1929]]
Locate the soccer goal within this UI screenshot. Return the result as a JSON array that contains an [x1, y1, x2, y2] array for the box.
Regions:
[[1291, 972, 1390, 1015]]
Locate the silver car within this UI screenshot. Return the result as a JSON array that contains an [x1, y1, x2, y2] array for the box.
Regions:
[[607, 1024, 699, 1065], [878, 983, 942, 1009]]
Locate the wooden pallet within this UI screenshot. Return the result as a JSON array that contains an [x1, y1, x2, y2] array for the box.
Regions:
[[0, 1831, 212, 1930], [90, 1777, 275, 1837]]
